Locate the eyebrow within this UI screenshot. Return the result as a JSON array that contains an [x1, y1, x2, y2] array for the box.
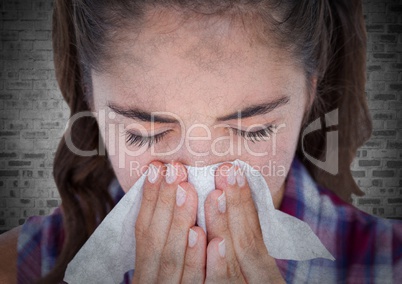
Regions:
[[107, 95, 290, 124], [216, 96, 290, 121]]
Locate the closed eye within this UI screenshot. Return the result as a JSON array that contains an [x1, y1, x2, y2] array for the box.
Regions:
[[124, 125, 276, 148]]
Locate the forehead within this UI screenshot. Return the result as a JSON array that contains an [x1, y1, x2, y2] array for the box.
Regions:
[[94, 8, 305, 114]]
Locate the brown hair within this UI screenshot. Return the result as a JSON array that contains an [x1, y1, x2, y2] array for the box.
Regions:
[[42, 0, 371, 282]]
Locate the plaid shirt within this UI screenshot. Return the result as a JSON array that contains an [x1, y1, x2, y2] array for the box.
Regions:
[[17, 157, 402, 283]]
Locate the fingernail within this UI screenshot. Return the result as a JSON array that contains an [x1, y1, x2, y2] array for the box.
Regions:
[[147, 164, 158, 184], [236, 168, 245, 187], [218, 239, 226, 258], [176, 185, 186, 207], [188, 228, 198, 248], [227, 165, 236, 186], [218, 192, 226, 213], [166, 164, 177, 184]]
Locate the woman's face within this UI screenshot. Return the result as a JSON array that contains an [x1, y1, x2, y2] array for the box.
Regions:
[[92, 9, 310, 208]]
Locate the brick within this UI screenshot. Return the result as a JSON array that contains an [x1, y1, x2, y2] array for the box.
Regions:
[[372, 130, 396, 137], [351, 171, 365, 178], [0, 110, 20, 120], [387, 141, 402, 149], [387, 161, 402, 168], [31, 60, 54, 70], [359, 160, 381, 167], [21, 188, 38, 198], [1, 10, 19, 20], [3, 60, 34, 70], [386, 44, 402, 53], [33, 100, 60, 110], [21, 131, 48, 139], [4, 100, 32, 109], [34, 1, 53, 11], [372, 53, 397, 60], [0, 131, 19, 137], [46, 200, 59, 208], [35, 179, 56, 189], [19, 11, 49, 20], [0, 170, 19, 177], [6, 198, 34, 208], [33, 40, 53, 50], [5, 121, 33, 130], [366, 25, 384, 32], [33, 80, 58, 90], [20, 50, 52, 61], [388, 5, 402, 12], [39, 121, 61, 129], [8, 161, 32, 167], [0, 152, 18, 159], [372, 207, 386, 216], [373, 94, 396, 100], [34, 19, 52, 31], [388, 198, 402, 204], [388, 25, 402, 33], [390, 63, 402, 70], [6, 79, 33, 90], [0, 31, 19, 41], [1, 209, 21, 218], [379, 35, 397, 43], [22, 153, 46, 159], [367, 65, 382, 71], [372, 111, 396, 120], [34, 140, 58, 150], [358, 198, 381, 205], [385, 120, 397, 129], [20, 111, 49, 120], [389, 84, 402, 91], [4, 0, 32, 10], [372, 170, 395, 177], [19, 70, 48, 80], [367, 100, 384, 109], [4, 41, 33, 50], [6, 139, 34, 151], [367, 188, 387, 196], [19, 90, 49, 100], [0, 50, 19, 61], [372, 120, 383, 129]]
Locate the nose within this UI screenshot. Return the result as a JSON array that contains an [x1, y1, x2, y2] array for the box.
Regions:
[[153, 127, 235, 167]]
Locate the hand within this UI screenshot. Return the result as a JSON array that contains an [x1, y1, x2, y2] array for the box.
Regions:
[[204, 163, 285, 283], [132, 161, 206, 284]]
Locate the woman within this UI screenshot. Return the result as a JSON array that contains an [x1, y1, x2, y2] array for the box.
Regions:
[[0, 0, 401, 283]]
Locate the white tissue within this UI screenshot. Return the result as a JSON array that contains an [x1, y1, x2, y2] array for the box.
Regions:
[[64, 159, 334, 284]]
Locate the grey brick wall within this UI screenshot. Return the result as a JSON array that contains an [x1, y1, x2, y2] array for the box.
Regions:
[[0, 0, 67, 233], [350, 0, 402, 219], [0, 0, 401, 233]]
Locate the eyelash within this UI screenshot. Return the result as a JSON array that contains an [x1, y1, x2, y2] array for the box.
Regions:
[[124, 125, 276, 148]]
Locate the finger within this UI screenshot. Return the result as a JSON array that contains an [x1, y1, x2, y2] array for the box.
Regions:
[[205, 238, 227, 283], [237, 167, 261, 232], [205, 238, 245, 283], [138, 162, 187, 282], [158, 181, 198, 282], [135, 161, 165, 239], [181, 226, 206, 284], [215, 164, 268, 282], [149, 162, 188, 247], [204, 188, 243, 282]]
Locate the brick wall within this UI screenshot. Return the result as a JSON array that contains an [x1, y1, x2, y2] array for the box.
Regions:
[[0, 0, 67, 233], [0, 0, 401, 233], [350, 0, 402, 219]]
